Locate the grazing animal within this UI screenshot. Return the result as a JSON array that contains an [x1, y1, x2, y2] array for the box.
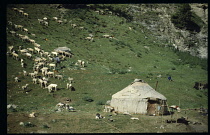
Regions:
[[32, 78, 37, 84], [130, 117, 139, 120], [14, 77, 19, 82], [169, 105, 181, 112], [48, 84, 58, 92], [55, 74, 63, 80], [95, 113, 105, 119], [28, 112, 36, 118], [22, 84, 29, 90], [23, 70, 27, 76]]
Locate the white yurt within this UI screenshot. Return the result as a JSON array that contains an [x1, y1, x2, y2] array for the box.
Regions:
[[110, 79, 168, 115]]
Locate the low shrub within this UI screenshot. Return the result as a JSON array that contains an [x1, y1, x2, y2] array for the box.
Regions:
[[83, 96, 94, 102], [96, 101, 105, 105]]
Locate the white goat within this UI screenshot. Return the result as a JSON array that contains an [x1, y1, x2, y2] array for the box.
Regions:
[[57, 20, 63, 24], [25, 53, 32, 59], [53, 17, 58, 21], [22, 84, 29, 90], [48, 63, 56, 69], [48, 84, 58, 92], [51, 51, 58, 56], [23, 13, 29, 18], [23, 28, 28, 33], [55, 74, 63, 80], [23, 70, 27, 76], [19, 49, 28, 54], [47, 71, 54, 78], [28, 39, 35, 44], [71, 24, 77, 28], [38, 19, 44, 24], [14, 77, 19, 82], [85, 36, 93, 41], [32, 78, 37, 84], [130, 117, 139, 120]]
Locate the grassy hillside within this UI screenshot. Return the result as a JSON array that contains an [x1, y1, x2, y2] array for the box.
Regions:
[[7, 4, 208, 133]]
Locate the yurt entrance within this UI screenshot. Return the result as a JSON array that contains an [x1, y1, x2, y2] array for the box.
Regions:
[[147, 100, 157, 115]]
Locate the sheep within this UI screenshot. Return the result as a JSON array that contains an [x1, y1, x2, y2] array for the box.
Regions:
[[81, 61, 85, 67], [41, 68, 48, 76], [43, 17, 48, 21], [95, 113, 105, 119], [169, 105, 181, 112], [57, 20, 63, 24], [103, 34, 111, 38], [24, 53, 32, 59], [9, 31, 16, 36], [32, 78, 37, 84], [11, 52, 19, 60], [63, 52, 72, 58], [8, 46, 14, 52], [28, 112, 36, 118], [43, 80, 48, 88], [23, 28, 28, 33], [31, 33, 36, 37], [46, 71, 54, 78], [43, 51, 49, 57], [38, 78, 43, 86], [38, 19, 44, 24], [37, 62, 45, 67], [34, 47, 41, 53], [95, 11, 100, 14], [33, 71, 38, 77], [48, 84, 58, 92], [23, 70, 27, 76], [71, 23, 77, 28], [18, 9, 24, 14], [27, 48, 34, 54], [130, 117, 139, 120], [48, 63, 56, 69], [14, 77, 19, 82], [53, 17, 58, 21], [55, 74, 63, 80], [68, 77, 73, 83], [66, 83, 72, 89], [16, 25, 23, 30], [12, 7, 18, 11], [56, 102, 65, 108], [43, 21, 48, 26], [28, 39, 35, 44], [19, 49, 28, 54], [21, 62, 26, 68], [128, 27, 132, 30], [23, 13, 29, 18], [29, 72, 36, 78], [85, 37, 94, 42], [78, 27, 84, 30], [22, 84, 29, 90], [20, 35, 29, 42], [51, 51, 58, 56]]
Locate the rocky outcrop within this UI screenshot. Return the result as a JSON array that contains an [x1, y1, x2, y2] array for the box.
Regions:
[[128, 4, 208, 58]]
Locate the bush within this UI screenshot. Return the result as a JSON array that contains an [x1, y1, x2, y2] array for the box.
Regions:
[[171, 4, 203, 32], [83, 96, 94, 102], [96, 101, 105, 105], [42, 124, 50, 129]]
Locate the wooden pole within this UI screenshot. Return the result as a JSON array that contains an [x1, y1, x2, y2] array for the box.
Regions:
[[155, 81, 158, 91]]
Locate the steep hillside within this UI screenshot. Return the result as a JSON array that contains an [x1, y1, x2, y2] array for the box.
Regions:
[[7, 4, 208, 133], [125, 4, 208, 58]]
